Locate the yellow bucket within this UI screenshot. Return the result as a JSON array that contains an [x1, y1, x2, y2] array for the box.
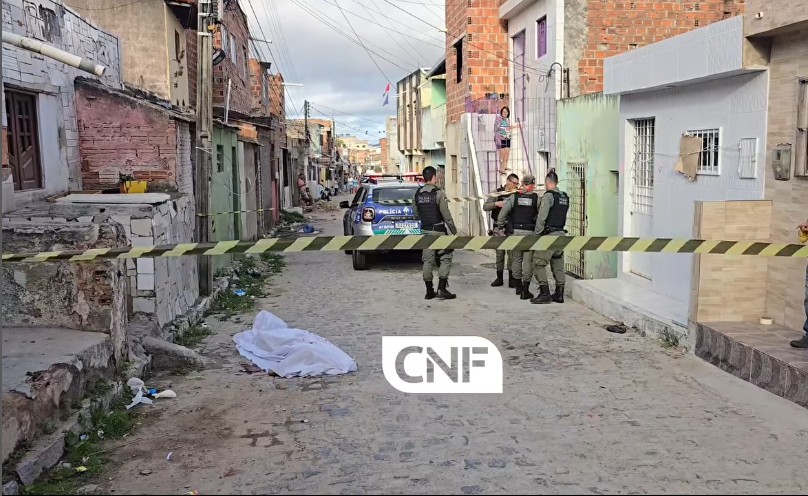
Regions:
[[120, 180, 148, 194]]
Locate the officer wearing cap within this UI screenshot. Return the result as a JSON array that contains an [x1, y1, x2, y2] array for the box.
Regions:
[[496, 174, 540, 300], [530, 170, 570, 304], [413, 166, 457, 300], [483, 173, 519, 288]]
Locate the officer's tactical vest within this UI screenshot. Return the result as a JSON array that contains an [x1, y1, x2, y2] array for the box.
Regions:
[[415, 186, 443, 231], [510, 192, 539, 231], [544, 190, 570, 233]]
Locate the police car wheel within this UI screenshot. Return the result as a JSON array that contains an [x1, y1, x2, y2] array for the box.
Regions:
[[352, 250, 368, 270]]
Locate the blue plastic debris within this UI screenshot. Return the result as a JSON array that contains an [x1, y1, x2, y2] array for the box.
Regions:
[[233, 289, 247, 297], [302, 224, 315, 234]]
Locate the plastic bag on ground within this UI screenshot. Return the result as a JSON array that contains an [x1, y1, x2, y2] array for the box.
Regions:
[[232, 310, 358, 378]]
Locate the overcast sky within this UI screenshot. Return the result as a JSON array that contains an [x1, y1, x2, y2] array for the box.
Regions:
[[244, 0, 446, 143]]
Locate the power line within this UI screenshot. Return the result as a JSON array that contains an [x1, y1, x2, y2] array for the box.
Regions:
[[310, 102, 389, 126], [359, 0, 423, 67], [242, 0, 302, 120], [335, 0, 398, 84], [379, 0, 554, 79], [290, 0, 413, 74], [317, 0, 444, 49], [255, 0, 305, 119]]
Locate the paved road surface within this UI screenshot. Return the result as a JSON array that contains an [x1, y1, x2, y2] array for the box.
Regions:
[[100, 202, 808, 495]]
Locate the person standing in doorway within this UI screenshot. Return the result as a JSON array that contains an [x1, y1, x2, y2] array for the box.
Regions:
[[497, 175, 540, 300], [484, 173, 519, 288], [790, 219, 808, 348], [413, 166, 457, 300], [530, 170, 570, 305], [497, 106, 513, 174]]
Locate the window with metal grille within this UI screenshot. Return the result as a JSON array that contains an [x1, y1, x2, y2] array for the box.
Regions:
[[738, 137, 758, 179], [796, 78, 808, 177], [686, 128, 721, 175], [631, 118, 655, 214], [565, 162, 586, 279]]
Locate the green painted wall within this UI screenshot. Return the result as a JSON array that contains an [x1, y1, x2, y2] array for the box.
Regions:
[[211, 125, 241, 275], [556, 93, 620, 279], [431, 78, 446, 107]]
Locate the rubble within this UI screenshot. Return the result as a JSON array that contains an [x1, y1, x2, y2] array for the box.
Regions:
[[141, 337, 210, 372]]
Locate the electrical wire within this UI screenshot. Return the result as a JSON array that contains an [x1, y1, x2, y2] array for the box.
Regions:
[[290, 0, 414, 74], [241, 0, 303, 120], [360, 0, 424, 67], [379, 0, 554, 79], [336, 0, 394, 85], [310, 102, 389, 126]]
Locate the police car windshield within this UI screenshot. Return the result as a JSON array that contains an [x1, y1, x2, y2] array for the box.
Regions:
[[373, 187, 416, 204]]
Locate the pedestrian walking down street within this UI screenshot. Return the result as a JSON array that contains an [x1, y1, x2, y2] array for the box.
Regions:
[[789, 219, 808, 349], [413, 166, 457, 300], [496, 174, 540, 300], [484, 173, 520, 288], [530, 170, 570, 304]]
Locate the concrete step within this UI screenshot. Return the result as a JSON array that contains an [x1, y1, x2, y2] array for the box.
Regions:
[[2, 327, 114, 469], [696, 321, 808, 408]]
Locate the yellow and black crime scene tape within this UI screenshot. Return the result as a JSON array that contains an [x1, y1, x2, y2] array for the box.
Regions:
[[2, 235, 807, 263]]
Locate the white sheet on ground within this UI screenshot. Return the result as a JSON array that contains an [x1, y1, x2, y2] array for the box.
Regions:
[[233, 310, 358, 378]]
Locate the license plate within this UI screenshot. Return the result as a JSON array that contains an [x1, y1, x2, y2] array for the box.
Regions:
[[394, 221, 419, 229]]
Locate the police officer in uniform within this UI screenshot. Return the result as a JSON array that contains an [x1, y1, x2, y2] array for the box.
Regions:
[[496, 174, 540, 300], [413, 166, 457, 300], [483, 173, 519, 288], [530, 170, 569, 304]]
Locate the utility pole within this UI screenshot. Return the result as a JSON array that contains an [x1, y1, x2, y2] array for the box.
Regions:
[[304, 100, 310, 181], [196, 0, 214, 295]]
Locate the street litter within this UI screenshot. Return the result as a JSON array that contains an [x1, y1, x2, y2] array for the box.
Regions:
[[126, 377, 154, 410], [233, 289, 247, 297], [166, 452, 173, 461], [605, 325, 628, 334], [79, 434, 89, 442], [298, 224, 316, 234], [241, 363, 263, 374], [76, 466, 88, 473], [233, 310, 358, 378], [153, 390, 177, 399]]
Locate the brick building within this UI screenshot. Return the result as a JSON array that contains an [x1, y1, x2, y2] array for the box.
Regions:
[[213, 0, 252, 117], [446, 0, 510, 124], [379, 137, 389, 171]]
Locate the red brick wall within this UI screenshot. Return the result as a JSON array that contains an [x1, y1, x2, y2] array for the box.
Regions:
[[213, 0, 252, 115], [267, 73, 284, 119], [248, 58, 268, 114], [185, 27, 197, 110], [76, 84, 181, 190], [446, 0, 510, 123], [380, 138, 389, 171], [579, 0, 746, 94]]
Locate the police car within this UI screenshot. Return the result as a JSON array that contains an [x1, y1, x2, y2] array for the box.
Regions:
[[340, 177, 422, 270]]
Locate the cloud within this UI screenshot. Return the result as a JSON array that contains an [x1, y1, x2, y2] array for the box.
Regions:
[[243, 0, 445, 139]]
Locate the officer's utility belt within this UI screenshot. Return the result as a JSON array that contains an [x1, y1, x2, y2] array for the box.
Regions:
[[512, 223, 536, 231], [422, 223, 447, 234], [541, 227, 567, 235]]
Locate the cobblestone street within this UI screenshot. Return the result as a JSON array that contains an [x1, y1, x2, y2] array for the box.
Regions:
[[99, 205, 808, 495]]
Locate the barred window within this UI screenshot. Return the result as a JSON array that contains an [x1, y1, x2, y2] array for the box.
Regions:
[[686, 128, 721, 175]]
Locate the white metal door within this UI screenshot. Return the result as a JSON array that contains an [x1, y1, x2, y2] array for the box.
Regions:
[[460, 156, 470, 234], [629, 118, 655, 279]]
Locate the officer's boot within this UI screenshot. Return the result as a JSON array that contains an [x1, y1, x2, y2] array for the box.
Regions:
[[437, 278, 456, 300], [491, 271, 504, 287], [552, 284, 565, 303], [530, 283, 552, 304], [424, 281, 436, 300], [520, 281, 534, 300], [507, 271, 518, 288]]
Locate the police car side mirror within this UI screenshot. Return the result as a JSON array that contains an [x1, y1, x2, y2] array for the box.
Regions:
[[339, 201, 350, 209]]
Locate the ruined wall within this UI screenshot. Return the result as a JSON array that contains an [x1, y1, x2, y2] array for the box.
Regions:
[[1, 0, 121, 195], [3, 195, 199, 329], [1, 222, 128, 357], [75, 81, 190, 191]]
